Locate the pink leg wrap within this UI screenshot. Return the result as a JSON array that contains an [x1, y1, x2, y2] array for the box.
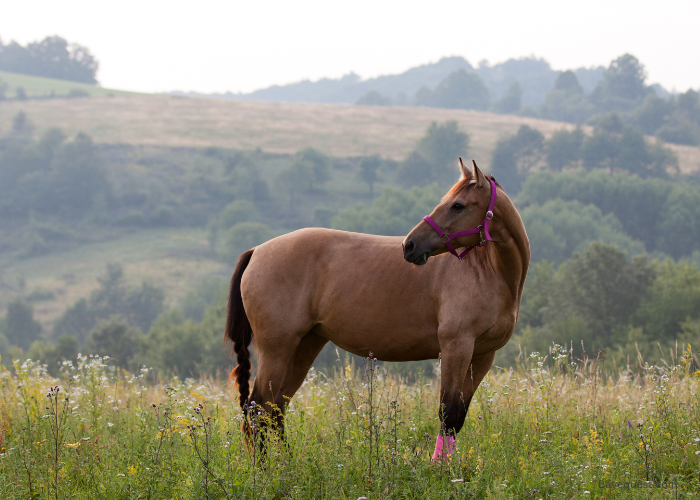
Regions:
[[431, 434, 455, 462]]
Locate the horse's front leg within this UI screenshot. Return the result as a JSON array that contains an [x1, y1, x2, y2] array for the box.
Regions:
[[433, 338, 475, 462], [460, 351, 495, 416]]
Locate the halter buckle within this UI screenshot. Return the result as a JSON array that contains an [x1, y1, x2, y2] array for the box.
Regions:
[[440, 234, 450, 244], [486, 210, 493, 220], [479, 226, 487, 245]]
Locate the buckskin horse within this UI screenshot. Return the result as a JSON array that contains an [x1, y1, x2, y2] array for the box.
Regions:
[[225, 159, 530, 461]]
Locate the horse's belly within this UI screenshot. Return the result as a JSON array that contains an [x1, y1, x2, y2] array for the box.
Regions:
[[316, 308, 441, 362]]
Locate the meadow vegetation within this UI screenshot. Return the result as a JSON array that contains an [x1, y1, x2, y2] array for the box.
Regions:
[[0, 347, 698, 499]]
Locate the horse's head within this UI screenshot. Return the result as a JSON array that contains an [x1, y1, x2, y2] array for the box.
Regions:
[[403, 159, 497, 265]]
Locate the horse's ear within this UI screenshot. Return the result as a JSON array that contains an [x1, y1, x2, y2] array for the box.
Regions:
[[458, 157, 472, 180], [472, 160, 486, 188]]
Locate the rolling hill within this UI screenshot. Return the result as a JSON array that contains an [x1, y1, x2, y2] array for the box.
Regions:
[[1, 95, 698, 173], [0, 70, 140, 99]]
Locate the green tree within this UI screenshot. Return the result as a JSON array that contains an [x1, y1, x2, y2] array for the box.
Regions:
[[292, 147, 331, 188], [546, 126, 584, 171], [355, 91, 391, 106], [125, 283, 166, 333], [141, 307, 232, 377], [86, 317, 141, 369], [397, 152, 432, 188], [523, 199, 645, 264], [44, 132, 110, 214], [654, 89, 700, 146], [218, 200, 258, 230], [27, 335, 78, 375], [180, 277, 227, 323], [590, 53, 650, 110], [582, 127, 620, 172], [4, 298, 42, 350], [490, 125, 544, 193], [89, 263, 128, 320], [415, 121, 469, 186], [0, 35, 99, 83], [520, 170, 674, 253], [633, 94, 673, 134], [581, 120, 674, 178], [398, 121, 469, 188], [223, 221, 274, 263], [415, 69, 489, 110], [357, 155, 381, 197], [539, 71, 593, 123], [277, 147, 331, 206], [494, 80, 522, 114], [656, 185, 700, 258], [634, 259, 700, 341], [333, 184, 442, 236], [52, 298, 94, 345], [12, 111, 34, 135], [53, 264, 165, 343], [516, 260, 557, 329], [558, 242, 654, 345], [553, 71, 583, 95], [143, 312, 204, 376]]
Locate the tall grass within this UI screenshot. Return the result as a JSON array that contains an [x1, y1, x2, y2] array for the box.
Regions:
[[0, 346, 698, 499]]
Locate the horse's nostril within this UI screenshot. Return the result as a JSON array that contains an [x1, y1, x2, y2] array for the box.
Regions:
[[404, 240, 415, 255]]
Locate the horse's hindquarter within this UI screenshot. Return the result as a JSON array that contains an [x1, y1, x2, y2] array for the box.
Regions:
[[241, 229, 442, 362]]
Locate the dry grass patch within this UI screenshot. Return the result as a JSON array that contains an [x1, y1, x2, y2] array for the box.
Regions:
[[2, 96, 696, 171]]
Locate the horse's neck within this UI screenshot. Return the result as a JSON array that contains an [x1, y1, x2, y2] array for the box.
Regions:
[[489, 199, 530, 300]]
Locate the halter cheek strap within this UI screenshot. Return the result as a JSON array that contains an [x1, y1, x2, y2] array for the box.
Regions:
[[423, 178, 497, 260]]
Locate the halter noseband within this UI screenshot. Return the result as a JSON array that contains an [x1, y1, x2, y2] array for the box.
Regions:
[[422, 178, 497, 260]]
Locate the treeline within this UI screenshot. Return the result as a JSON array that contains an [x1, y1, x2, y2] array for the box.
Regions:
[[0, 113, 278, 258], [358, 54, 700, 147], [496, 242, 700, 369], [490, 118, 678, 193], [0, 35, 98, 83], [0, 264, 230, 376], [0, 113, 467, 261]]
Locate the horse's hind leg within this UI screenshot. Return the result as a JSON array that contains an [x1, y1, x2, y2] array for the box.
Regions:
[[248, 332, 326, 430], [274, 332, 328, 417]]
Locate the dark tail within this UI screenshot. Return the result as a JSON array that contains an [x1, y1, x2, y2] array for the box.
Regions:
[[225, 248, 255, 411]]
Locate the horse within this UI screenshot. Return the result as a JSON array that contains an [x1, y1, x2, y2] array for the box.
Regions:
[[225, 158, 530, 460]]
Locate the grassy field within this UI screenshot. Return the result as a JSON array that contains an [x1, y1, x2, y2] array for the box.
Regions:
[[0, 70, 140, 99], [0, 228, 228, 328], [1, 95, 698, 173], [0, 348, 698, 499]]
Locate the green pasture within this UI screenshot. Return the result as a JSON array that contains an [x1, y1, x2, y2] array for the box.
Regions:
[[0, 70, 141, 99], [0, 228, 227, 327]]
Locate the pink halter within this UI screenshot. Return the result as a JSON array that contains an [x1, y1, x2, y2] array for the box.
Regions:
[[422, 178, 497, 260]]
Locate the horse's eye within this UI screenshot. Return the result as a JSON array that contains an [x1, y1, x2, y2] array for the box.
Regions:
[[451, 203, 465, 211]]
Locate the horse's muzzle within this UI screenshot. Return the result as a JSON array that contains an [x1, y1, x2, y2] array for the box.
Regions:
[[402, 239, 429, 265]]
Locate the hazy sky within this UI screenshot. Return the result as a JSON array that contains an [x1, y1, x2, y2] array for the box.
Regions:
[[2, 0, 698, 94]]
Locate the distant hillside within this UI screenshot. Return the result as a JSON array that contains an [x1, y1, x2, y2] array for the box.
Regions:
[[174, 56, 607, 108], [1, 95, 697, 172], [0, 70, 139, 99]]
